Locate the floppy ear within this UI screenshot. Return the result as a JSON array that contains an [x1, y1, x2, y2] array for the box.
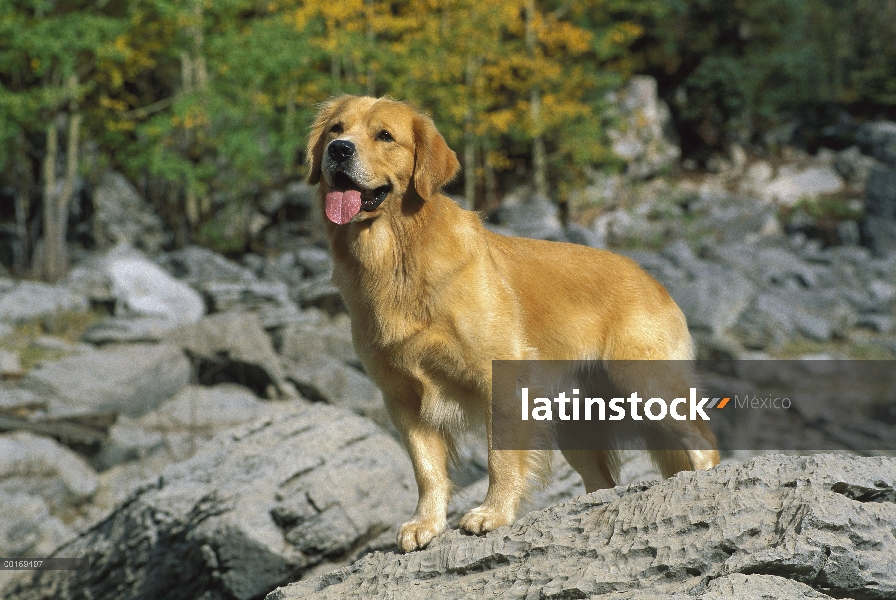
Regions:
[[412, 113, 460, 199], [306, 96, 348, 185]]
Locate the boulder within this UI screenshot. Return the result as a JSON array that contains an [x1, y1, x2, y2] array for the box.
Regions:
[[0, 279, 88, 324], [156, 245, 256, 285], [492, 192, 565, 241], [167, 312, 298, 399], [279, 313, 357, 366], [3, 405, 417, 600], [22, 343, 190, 417], [608, 75, 681, 179], [856, 121, 896, 166], [106, 249, 205, 324], [269, 454, 896, 600], [763, 166, 845, 206], [0, 492, 72, 559], [861, 165, 896, 254], [91, 171, 169, 254]]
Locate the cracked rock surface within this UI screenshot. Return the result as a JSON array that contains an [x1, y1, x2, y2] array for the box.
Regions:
[[3, 405, 416, 600], [269, 454, 896, 600]]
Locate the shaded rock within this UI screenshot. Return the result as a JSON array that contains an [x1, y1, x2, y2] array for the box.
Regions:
[[202, 279, 292, 313], [168, 312, 298, 399], [282, 354, 387, 430], [91, 171, 169, 254], [862, 165, 896, 254], [835, 145, 881, 190], [856, 121, 896, 166], [291, 273, 344, 314], [0, 279, 88, 324], [22, 343, 190, 417], [3, 405, 417, 600], [294, 247, 333, 277], [156, 245, 256, 285], [270, 454, 896, 600]]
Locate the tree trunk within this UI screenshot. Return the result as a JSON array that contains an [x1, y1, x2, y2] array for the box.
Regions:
[[463, 59, 477, 210], [13, 132, 31, 274], [525, 0, 548, 198]]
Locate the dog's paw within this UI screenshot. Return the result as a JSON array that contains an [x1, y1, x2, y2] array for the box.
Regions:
[[397, 517, 446, 552], [458, 505, 514, 535]]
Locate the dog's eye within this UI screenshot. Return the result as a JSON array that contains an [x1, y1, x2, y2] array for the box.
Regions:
[[330, 123, 343, 135], [376, 130, 394, 142]]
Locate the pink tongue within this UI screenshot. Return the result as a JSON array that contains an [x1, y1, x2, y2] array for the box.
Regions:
[[325, 189, 362, 225]]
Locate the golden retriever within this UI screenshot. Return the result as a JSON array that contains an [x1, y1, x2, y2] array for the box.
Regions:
[[306, 95, 719, 552]]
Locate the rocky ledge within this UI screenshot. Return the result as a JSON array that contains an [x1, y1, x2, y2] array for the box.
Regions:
[[270, 454, 896, 600]]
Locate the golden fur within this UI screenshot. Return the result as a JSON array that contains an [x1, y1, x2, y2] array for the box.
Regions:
[[307, 95, 720, 552]]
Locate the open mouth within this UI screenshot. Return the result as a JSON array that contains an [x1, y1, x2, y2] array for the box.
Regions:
[[333, 172, 391, 212]]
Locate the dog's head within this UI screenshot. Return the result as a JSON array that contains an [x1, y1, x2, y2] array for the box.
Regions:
[[307, 95, 460, 225]]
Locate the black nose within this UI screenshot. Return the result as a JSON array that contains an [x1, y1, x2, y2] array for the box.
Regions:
[[328, 139, 355, 165]]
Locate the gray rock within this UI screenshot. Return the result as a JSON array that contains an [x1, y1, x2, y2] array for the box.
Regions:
[[0, 349, 22, 377], [279, 314, 357, 366], [81, 316, 183, 344], [94, 384, 304, 469], [168, 312, 298, 399], [662, 259, 755, 337], [866, 164, 896, 220], [202, 279, 292, 313], [156, 245, 256, 284], [294, 247, 333, 277], [292, 273, 344, 313], [861, 216, 896, 255], [0, 279, 88, 324], [3, 405, 417, 600], [0, 432, 99, 513], [835, 145, 881, 190], [91, 171, 169, 254], [107, 249, 205, 324], [856, 121, 896, 166], [763, 166, 845, 206], [0, 492, 72, 558], [23, 343, 190, 417], [493, 193, 565, 241], [269, 454, 896, 600], [608, 75, 681, 179], [282, 354, 388, 430]]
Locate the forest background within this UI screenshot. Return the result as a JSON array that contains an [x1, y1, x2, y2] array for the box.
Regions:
[[1, 0, 895, 280]]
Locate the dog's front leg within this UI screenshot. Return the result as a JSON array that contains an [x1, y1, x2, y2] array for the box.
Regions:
[[458, 433, 530, 535], [389, 399, 452, 552]]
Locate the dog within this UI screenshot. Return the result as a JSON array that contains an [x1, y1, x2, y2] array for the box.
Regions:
[[306, 95, 720, 553]]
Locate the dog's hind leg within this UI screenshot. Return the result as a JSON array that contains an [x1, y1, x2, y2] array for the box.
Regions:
[[561, 449, 617, 493]]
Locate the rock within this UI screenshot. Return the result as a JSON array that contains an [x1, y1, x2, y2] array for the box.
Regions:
[[492, 192, 565, 241], [0, 432, 99, 514], [268, 454, 896, 600], [608, 75, 681, 179], [763, 166, 845, 206], [293, 247, 333, 277], [861, 216, 896, 255], [91, 171, 169, 254], [0, 492, 72, 558], [834, 145, 881, 190], [866, 164, 896, 219], [156, 245, 256, 285], [291, 274, 344, 313], [279, 314, 357, 366], [201, 279, 292, 313], [856, 121, 896, 166], [107, 248, 205, 324], [94, 384, 304, 469], [0, 349, 22, 378], [0, 279, 88, 324], [168, 312, 298, 399], [3, 405, 417, 600], [836, 219, 861, 246], [22, 343, 190, 417], [81, 316, 182, 344], [282, 354, 388, 430]]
